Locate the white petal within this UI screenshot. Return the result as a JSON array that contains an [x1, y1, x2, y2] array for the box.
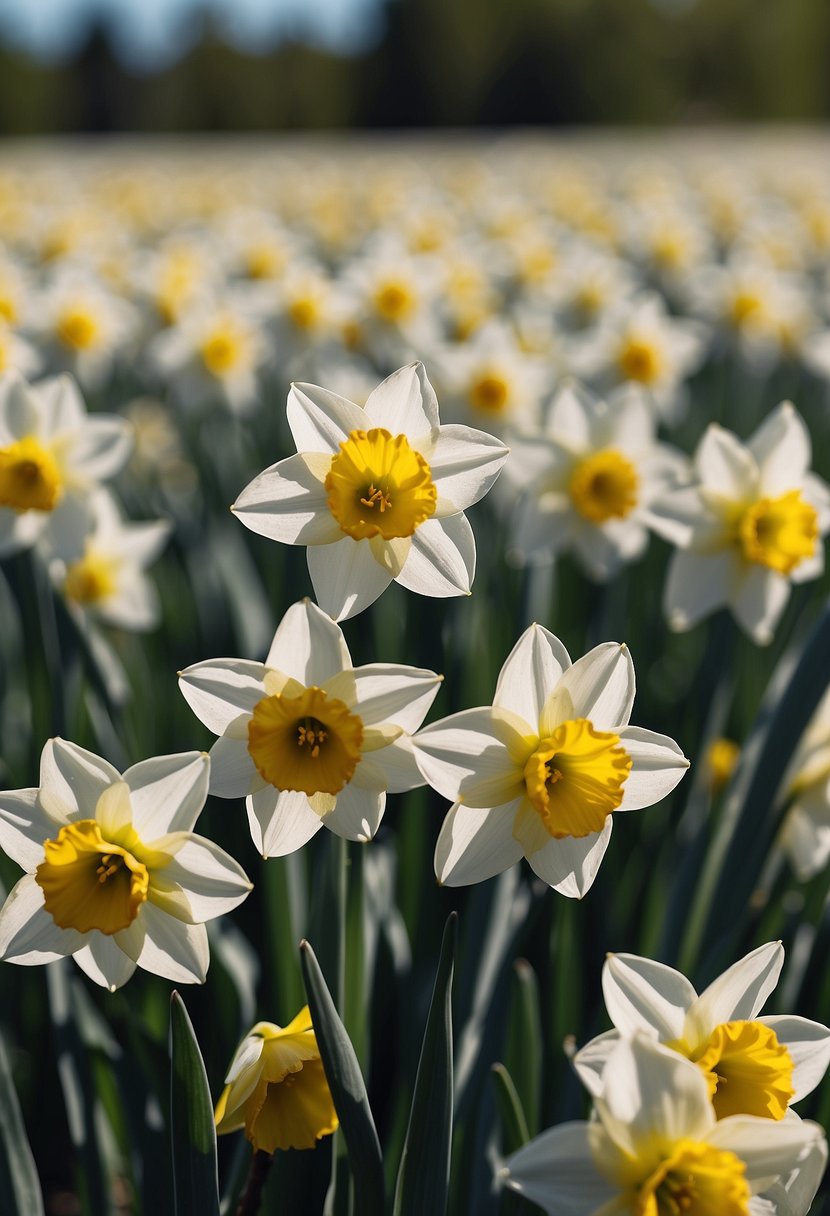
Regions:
[[208, 735, 261, 798], [394, 514, 476, 598], [596, 1037, 713, 1162], [547, 382, 593, 452], [781, 799, 830, 881], [413, 707, 526, 808], [694, 423, 758, 500], [124, 752, 210, 839], [602, 953, 696, 1041], [749, 403, 811, 497], [62, 416, 133, 482], [148, 834, 252, 922], [0, 874, 84, 963], [307, 536, 393, 621], [427, 424, 509, 512], [352, 737, 425, 793], [503, 1122, 618, 1216], [231, 453, 341, 545], [760, 1134, 828, 1216], [644, 486, 723, 549], [526, 821, 613, 898], [493, 623, 571, 728], [324, 786, 385, 842], [333, 662, 441, 731], [617, 727, 689, 810], [116, 904, 209, 984], [760, 1016, 830, 1103], [552, 642, 635, 730], [0, 788, 59, 869], [286, 381, 367, 454], [731, 565, 790, 646], [686, 942, 784, 1043], [265, 598, 352, 684], [434, 802, 523, 886], [246, 788, 323, 857], [664, 550, 732, 632], [708, 1115, 824, 1190], [363, 362, 439, 436], [73, 935, 137, 991], [38, 738, 121, 820], [178, 659, 266, 736], [572, 1030, 621, 1097]]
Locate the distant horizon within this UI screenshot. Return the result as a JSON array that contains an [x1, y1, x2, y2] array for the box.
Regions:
[[0, 0, 384, 69]]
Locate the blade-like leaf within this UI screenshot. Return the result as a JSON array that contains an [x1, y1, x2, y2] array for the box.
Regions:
[[299, 939, 385, 1216], [169, 991, 220, 1216], [504, 961, 542, 1138], [393, 912, 457, 1216], [491, 1064, 530, 1156], [0, 1030, 44, 1216]]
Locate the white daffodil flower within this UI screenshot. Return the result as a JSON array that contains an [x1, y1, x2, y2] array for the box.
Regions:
[[412, 623, 688, 897], [779, 686, 830, 880], [0, 740, 251, 991], [647, 403, 830, 645], [45, 488, 170, 631], [502, 1035, 826, 1216], [574, 943, 830, 1128], [232, 362, 509, 621], [571, 291, 706, 424], [504, 381, 688, 580], [178, 599, 442, 857], [0, 372, 133, 557]]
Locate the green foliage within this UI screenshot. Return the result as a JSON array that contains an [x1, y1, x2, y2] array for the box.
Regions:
[[169, 992, 221, 1216]]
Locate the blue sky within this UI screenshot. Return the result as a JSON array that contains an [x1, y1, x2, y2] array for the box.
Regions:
[[0, 0, 383, 66]]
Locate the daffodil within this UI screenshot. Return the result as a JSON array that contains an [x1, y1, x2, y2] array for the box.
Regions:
[[215, 1007, 338, 1153], [232, 362, 509, 620], [178, 599, 442, 857], [45, 488, 170, 631], [574, 943, 830, 1125], [0, 372, 133, 557], [412, 623, 688, 896], [778, 685, 830, 881], [647, 403, 830, 644], [0, 740, 252, 990], [503, 381, 688, 580], [502, 1035, 826, 1216]]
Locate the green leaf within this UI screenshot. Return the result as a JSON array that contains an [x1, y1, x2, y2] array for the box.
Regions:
[[680, 602, 830, 974], [169, 991, 220, 1216], [393, 912, 457, 1216], [491, 1064, 530, 1156], [299, 939, 385, 1216], [0, 1030, 44, 1216], [504, 961, 542, 1138]]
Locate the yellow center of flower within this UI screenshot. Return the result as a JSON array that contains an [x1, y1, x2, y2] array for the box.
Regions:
[[729, 292, 764, 329], [64, 552, 118, 605], [35, 818, 149, 935], [245, 245, 284, 280], [737, 490, 818, 575], [200, 328, 245, 377], [287, 295, 321, 331], [55, 306, 100, 351], [373, 280, 416, 323], [635, 1140, 750, 1216], [617, 337, 663, 385], [706, 737, 740, 794], [0, 292, 17, 325], [569, 449, 640, 523], [691, 1020, 795, 1121], [0, 333, 8, 373], [574, 283, 605, 319], [523, 719, 632, 838], [325, 427, 437, 541], [247, 686, 364, 796], [0, 436, 62, 512], [468, 373, 510, 415]]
